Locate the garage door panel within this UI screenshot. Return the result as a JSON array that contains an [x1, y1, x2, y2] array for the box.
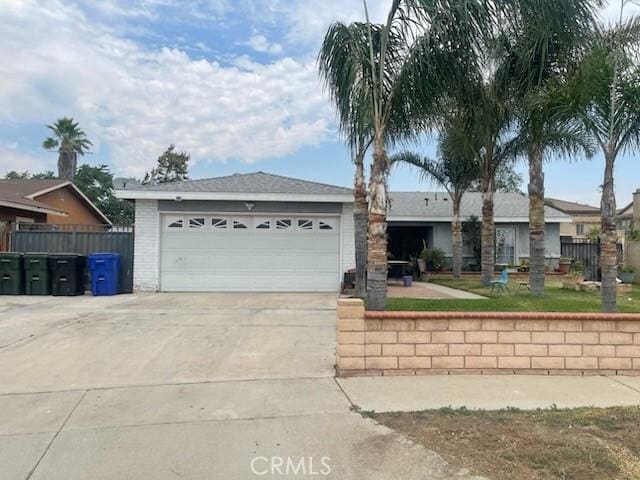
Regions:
[[160, 214, 341, 292]]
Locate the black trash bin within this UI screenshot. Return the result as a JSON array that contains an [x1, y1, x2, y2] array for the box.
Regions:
[[0, 252, 24, 295], [48, 254, 85, 296], [24, 253, 50, 295]]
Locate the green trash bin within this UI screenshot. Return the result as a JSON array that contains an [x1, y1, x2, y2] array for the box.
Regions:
[[0, 252, 24, 295], [24, 253, 50, 295]]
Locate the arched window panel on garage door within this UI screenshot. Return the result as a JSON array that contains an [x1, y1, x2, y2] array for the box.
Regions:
[[318, 218, 337, 231], [255, 218, 271, 230], [233, 219, 248, 230], [275, 219, 292, 230], [211, 217, 228, 229], [188, 217, 206, 229], [164, 216, 184, 231], [297, 219, 313, 231]]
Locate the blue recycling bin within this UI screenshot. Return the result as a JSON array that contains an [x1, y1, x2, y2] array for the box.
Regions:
[[88, 253, 120, 296]]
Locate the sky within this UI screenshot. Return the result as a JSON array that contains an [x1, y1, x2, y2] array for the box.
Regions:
[[0, 0, 638, 207]]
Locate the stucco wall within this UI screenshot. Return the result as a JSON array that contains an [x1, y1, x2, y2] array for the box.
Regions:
[[627, 241, 640, 279], [428, 221, 562, 266], [37, 187, 105, 225]]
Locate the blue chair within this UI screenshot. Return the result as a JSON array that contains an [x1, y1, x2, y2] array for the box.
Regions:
[[490, 269, 510, 293]]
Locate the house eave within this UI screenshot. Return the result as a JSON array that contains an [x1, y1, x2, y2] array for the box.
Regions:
[[115, 190, 354, 203], [387, 216, 572, 223], [0, 199, 68, 216]]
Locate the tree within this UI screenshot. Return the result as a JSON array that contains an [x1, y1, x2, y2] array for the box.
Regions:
[[391, 116, 479, 279], [319, 21, 374, 298], [470, 162, 522, 193], [4, 171, 56, 180], [42, 117, 92, 180], [354, 0, 488, 310], [553, 8, 640, 311], [143, 145, 189, 185], [75, 164, 134, 225], [463, 215, 482, 268], [496, 0, 602, 296]]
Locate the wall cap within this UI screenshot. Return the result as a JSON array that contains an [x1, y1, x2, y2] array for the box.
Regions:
[[338, 298, 365, 307], [365, 311, 640, 321]]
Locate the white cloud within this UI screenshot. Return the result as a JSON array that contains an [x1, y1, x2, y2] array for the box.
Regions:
[[246, 35, 283, 54], [0, 0, 332, 177]]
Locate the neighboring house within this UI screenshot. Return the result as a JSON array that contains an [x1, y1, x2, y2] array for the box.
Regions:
[[388, 192, 570, 269], [617, 188, 640, 238], [0, 179, 111, 250], [545, 198, 600, 239], [117, 172, 571, 293]]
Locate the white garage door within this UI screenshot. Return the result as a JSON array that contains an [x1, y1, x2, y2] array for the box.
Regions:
[[160, 214, 341, 292]]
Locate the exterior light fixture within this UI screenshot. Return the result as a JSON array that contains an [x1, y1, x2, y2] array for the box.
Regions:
[[245, 202, 255, 211]]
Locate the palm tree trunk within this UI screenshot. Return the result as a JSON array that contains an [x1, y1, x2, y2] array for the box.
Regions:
[[528, 144, 545, 296], [600, 150, 618, 313], [366, 139, 388, 311], [57, 151, 76, 180], [452, 197, 462, 279], [481, 175, 495, 286], [353, 151, 368, 298]]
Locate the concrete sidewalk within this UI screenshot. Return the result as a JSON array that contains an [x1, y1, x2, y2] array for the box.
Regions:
[[338, 375, 640, 412]]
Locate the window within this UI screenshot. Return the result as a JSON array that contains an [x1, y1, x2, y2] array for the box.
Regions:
[[495, 227, 515, 265], [276, 219, 292, 230], [211, 218, 227, 229], [189, 217, 205, 229], [256, 221, 271, 229], [319, 221, 334, 231], [297, 219, 313, 230], [576, 223, 585, 236], [167, 218, 183, 229], [233, 220, 248, 229]]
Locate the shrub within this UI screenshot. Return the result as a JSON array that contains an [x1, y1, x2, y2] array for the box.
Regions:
[[420, 247, 445, 271]]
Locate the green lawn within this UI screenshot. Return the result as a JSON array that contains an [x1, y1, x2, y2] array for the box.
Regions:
[[385, 276, 640, 313]]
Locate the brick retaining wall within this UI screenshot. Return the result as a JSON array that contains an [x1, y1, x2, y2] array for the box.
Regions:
[[336, 299, 640, 376]]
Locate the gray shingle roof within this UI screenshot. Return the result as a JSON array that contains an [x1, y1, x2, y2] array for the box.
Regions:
[[546, 197, 600, 214], [128, 172, 352, 195], [389, 192, 569, 220]]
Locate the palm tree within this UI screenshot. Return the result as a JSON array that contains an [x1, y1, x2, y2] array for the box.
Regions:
[[319, 22, 374, 298], [42, 117, 92, 180], [496, 0, 602, 296], [358, 0, 489, 309], [462, 82, 516, 285], [553, 9, 640, 311], [391, 117, 479, 278]]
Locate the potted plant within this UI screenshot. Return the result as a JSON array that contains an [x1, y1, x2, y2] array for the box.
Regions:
[[618, 265, 636, 284], [420, 247, 445, 272], [562, 261, 585, 290], [558, 257, 572, 274]]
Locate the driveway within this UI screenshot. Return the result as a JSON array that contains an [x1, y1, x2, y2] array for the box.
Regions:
[[0, 293, 482, 480]]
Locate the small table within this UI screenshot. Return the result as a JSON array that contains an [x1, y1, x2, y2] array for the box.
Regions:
[[517, 281, 530, 292], [388, 261, 411, 280]]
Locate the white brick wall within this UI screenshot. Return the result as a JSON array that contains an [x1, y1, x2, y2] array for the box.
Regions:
[[341, 203, 356, 277], [133, 199, 160, 292]]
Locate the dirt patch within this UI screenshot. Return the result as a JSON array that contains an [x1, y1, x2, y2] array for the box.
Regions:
[[373, 407, 640, 480]]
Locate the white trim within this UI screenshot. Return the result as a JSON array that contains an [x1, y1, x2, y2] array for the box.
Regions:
[[387, 216, 572, 223], [25, 181, 70, 198], [116, 190, 353, 203], [66, 183, 112, 225], [159, 210, 342, 217], [0, 199, 67, 216]]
